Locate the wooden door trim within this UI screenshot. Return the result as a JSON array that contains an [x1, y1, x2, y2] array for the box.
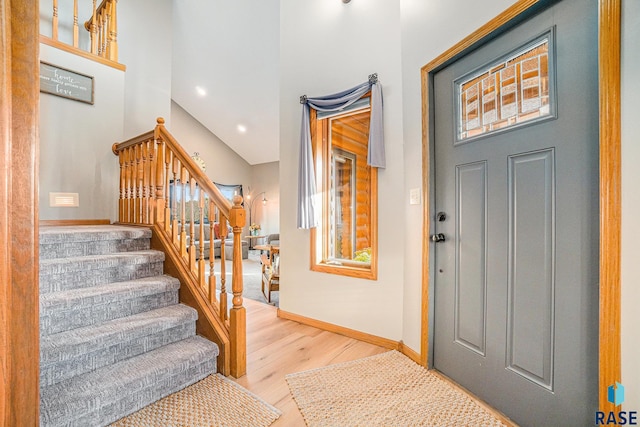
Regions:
[[597, 0, 621, 414], [1, 0, 41, 424], [419, 0, 621, 412]]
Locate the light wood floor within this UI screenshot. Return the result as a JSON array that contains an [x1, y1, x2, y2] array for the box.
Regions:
[[232, 298, 389, 426]]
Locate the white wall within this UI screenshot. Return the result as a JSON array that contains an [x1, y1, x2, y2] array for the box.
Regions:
[[119, 0, 173, 137], [398, 0, 517, 356], [621, 0, 640, 411], [39, 44, 124, 221], [279, 0, 405, 340], [249, 162, 280, 236], [170, 101, 253, 224]]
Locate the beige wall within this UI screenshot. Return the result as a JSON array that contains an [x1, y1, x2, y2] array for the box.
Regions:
[[279, 0, 406, 340], [278, 0, 518, 348], [621, 0, 640, 410], [39, 44, 124, 221], [249, 162, 280, 237], [119, 0, 173, 137]]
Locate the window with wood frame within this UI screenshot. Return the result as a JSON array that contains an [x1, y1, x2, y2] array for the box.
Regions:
[[310, 98, 378, 280]]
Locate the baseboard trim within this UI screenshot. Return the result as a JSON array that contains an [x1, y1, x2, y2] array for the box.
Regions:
[[277, 308, 401, 351], [40, 219, 111, 226], [398, 342, 422, 365]]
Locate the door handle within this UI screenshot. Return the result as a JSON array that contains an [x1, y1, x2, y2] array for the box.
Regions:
[[431, 233, 446, 242]]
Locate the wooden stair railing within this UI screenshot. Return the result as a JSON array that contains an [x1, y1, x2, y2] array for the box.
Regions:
[[84, 0, 118, 61], [112, 117, 246, 378], [41, 0, 122, 68]]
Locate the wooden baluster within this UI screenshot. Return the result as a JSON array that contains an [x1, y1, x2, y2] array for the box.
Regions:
[[99, 9, 105, 55], [118, 148, 125, 222], [189, 177, 196, 271], [124, 147, 132, 223], [141, 141, 149, 224], [137, 144, 144, 223], [208, 202, 217, 305], [131, 145, 139, 223], [155, 140, 165, 226], [103, 8, 110, 58], [219, 215, 228, 321], [103, 10, 107, 56], [198, 191, 206, 289], [171, 157, 180, 244], [90, 0, 98, 55], [108, 0, 118, 61], [52, 0, 59, 40], [164, 150, 172, 233], [179, 165, 188, 258], [73, 0, 79, 47], [103, 10, 109, 57], [148, 138, 156, 224], [97, 9, 102, 55], [229, 195, 246, 378], [154, 118, 171, 229]]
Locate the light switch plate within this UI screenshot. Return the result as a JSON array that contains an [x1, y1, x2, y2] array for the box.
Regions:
[[409, 188, 421, 205]]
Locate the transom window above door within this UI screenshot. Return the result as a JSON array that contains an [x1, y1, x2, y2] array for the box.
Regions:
[[455, 30, 556, 143]]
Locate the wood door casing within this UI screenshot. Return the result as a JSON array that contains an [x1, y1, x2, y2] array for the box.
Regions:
[[1, 0, 41, 425]]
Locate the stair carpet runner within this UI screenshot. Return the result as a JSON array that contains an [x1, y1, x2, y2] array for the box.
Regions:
[[39, 225, 219, 427]]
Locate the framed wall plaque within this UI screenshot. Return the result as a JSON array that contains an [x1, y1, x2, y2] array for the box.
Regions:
[[39, 61, 94, 105]]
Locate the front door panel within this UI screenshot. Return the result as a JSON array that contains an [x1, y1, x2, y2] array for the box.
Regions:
[[432, 1, 599, 425]]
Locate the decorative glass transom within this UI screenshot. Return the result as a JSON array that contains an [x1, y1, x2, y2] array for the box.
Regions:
[[456, 34, 554, 142]]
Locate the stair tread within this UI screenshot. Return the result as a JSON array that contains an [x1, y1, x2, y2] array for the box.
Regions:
[[40, 336, 218, 426], [40, 275, 180, 307], [39, 250, 165, 272], [39, 225, 151, 244], [40, 304, 197, 364]]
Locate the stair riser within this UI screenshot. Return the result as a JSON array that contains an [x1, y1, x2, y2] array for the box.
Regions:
[[41, 322, 196, 387], [41, 290, 178, 336], [65, 360, 216, 427], [40, 261, 164, 294], [40, 239, 151, 260], [40, 337, 218, 427]]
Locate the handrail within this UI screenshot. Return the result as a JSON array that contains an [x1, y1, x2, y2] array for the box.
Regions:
[[112, 117, 247, 378], [43, 0, 120, 65]]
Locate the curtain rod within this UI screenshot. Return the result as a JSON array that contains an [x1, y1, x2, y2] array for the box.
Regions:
[[300, 73, 378, 104]]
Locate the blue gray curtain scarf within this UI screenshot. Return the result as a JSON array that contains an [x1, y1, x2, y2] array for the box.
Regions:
[[297, 77, 385, 229]]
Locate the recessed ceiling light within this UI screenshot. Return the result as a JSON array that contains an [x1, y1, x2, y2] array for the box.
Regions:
[[195, 86, 207, 97], [237, 124, 247, 134]]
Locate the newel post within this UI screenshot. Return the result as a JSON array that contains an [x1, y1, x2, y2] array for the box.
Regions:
[[229, 195, 246, 378], [154, 118, 166, 224]]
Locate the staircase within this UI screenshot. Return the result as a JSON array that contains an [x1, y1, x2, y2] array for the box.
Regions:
[[39, 225, 219, 426]]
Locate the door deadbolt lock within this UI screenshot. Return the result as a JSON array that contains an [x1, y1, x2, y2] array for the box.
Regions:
[[431, 233, 446, 242], [437, 212, 447, 222]]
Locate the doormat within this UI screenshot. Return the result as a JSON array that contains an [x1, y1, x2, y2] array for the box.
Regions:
[[110, 374, 281, 427], [286, 350, 510, 427]]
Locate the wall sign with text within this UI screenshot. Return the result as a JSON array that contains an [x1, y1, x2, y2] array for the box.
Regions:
[[39, 62, 94, 105]]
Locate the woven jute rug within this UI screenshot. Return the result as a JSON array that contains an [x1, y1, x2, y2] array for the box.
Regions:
[[110, 374, 281, 427], [286, 350, 509, 427]]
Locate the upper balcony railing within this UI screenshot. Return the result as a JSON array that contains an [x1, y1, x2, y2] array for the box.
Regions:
[[41, 0, 123, 70]]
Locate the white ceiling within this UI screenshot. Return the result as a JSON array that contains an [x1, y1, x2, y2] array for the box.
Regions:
[[171, 0, 280, 165]]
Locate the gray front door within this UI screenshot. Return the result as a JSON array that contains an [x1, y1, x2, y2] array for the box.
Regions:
[[432, 1, 598, 425]]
